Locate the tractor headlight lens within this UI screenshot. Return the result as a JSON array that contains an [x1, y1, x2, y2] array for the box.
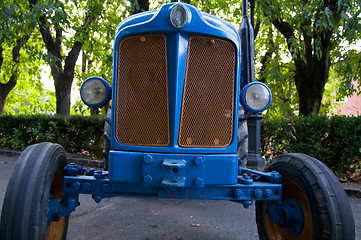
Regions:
[[240, 82, 272, 113], [170, 5, 187, 29], [80, 77, 111, 109]]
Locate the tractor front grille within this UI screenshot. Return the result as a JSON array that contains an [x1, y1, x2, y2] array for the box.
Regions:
[[115, 35, 169, 146], [178, 36, 235, 147]]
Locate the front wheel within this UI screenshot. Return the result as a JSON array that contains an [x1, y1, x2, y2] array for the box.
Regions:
[[256, 153, 355, 240], [0, 142, 69, 240]]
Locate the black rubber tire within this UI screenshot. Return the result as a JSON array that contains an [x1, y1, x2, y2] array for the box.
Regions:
[[237, 104, 248, 166], [256, 153, 355, 240], [103, 106, 111, 170], [0, 142, 69, 240]]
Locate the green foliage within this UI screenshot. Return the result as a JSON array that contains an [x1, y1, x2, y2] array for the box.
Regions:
[[5, 82, 56, 115], [261, 115, 361, 176], [73, 0, 129, 90], [0, 114, 104, 158], [256, 0, 361, 115], [0, 0, 52, 114], [190, 0, 242, 25], [71, 99, 91, 116]]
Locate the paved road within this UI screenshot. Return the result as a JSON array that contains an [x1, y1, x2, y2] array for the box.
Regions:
[[1, 154, 360, 239]]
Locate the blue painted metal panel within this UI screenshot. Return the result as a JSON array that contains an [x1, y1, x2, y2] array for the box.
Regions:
[[108, 151, 144, 183], [110, 2, 241, 155], [108, 150, 238, 185], [63, 174, 282, 202], [204, 155, 238, 185]]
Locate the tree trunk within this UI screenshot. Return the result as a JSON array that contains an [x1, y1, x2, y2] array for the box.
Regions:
[[0, 75, 17, 114], [294, 35, 331, 116], [294, 66, 323, 116], [0, 38, 28, 114], [52, 71, 72, 115], [0, 0, 38, 114], [270, 16, 333, 116], [38, 3, 102, 115]]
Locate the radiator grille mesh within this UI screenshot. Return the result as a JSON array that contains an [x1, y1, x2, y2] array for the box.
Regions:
[[179, 36, 235, 147], [115, 35, 169, 146]]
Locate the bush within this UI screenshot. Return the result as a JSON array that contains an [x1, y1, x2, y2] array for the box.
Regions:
[[1, 114, 360, 177], [0, 114, 104, 158], [261, 115, 361, 177]]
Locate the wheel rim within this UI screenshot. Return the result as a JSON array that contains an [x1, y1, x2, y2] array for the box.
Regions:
[[46, 168, 66, 239], [263, 177, 313, 239]]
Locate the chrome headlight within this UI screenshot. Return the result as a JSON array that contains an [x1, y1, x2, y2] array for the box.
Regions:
[[170, 5, 187, 29], [240, 82, 272, 113], [80, 77, 111, 109]]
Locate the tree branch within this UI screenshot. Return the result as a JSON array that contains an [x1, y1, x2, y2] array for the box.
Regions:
[[0, 46, 3, 72], [64, 2, 103, 75], [303, 30, 313, 65], [38, 16, 61, 59]]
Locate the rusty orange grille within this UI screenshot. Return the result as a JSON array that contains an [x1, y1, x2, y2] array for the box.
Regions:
[[179, 36, 235, 148], [115, 35, 169, 146]]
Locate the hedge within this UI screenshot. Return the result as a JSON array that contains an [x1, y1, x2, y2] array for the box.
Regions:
[[261, 115, 361, 177], [0, 115, 104, 159], [0, 114, 360, 176]]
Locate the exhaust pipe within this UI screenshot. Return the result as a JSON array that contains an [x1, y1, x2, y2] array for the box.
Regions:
[[239, 0, 255, 87]]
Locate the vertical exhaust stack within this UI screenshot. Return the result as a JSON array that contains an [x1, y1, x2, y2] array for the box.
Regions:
[[239, 0, 255, 87], [239, 0, 265, 169]]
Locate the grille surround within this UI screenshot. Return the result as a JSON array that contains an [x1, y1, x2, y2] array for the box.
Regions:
[[115, 35, 169, 146], [178, 36, 236, 148]]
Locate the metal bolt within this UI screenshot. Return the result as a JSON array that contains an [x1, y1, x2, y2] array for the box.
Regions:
[[264, 189, 272, 198], [235, 189, 245, 198], [93, 196, 102, 204], [144, 175, 153, 184], [140, 36, 146, 42], [144, 155, 153, 164], [82, 182, 91, 191], [194, 157, 203, 166], [242, 200, 253, 209], [254, 189, 263, 198], [102, 184, 111, 193], [194, 178, 203, 186], [71, 182, 81, 191]]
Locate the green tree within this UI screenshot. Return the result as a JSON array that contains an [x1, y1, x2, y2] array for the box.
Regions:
[[73, 0, 149, 115], [190, 0, 360, 117], [38, 0, 144, 115], [0, 0, 41, 114], [37, 0, 105, 115], [257, 0, 361, 116]]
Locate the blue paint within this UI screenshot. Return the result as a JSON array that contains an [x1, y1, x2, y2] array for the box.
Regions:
[[65, 2, 282, 226], [110, 2, 241, 154], [108, 151, 238, 186]]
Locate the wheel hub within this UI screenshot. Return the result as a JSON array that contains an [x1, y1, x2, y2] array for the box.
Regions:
[[266, 198, 304, 235]]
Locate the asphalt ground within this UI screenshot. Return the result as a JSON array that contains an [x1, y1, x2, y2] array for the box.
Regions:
[[1, 153, 360, 239]]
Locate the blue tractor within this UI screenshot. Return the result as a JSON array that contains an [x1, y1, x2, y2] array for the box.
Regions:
[[0, 2, 355, 239]]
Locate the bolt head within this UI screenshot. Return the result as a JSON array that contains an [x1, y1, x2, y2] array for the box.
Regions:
[[82, 182, 91, 191], [264, 189, 272, 198], [144, 175, 153, 184], [144, 155, 153, 164], [194, 157, 203, 166], [194, 178, 203, 186], [254, 189, 263, 198], [71, 182, 81, 191], [102, 184, 111, 193]]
